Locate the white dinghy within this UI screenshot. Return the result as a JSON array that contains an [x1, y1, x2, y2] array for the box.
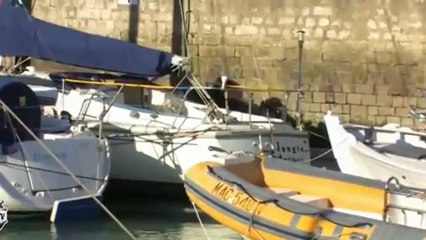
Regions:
[[0, 78, 110, 213], [323, 111, 426, 188]]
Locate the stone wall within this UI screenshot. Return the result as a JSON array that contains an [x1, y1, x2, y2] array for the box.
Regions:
[[31, 0, 426, 128]]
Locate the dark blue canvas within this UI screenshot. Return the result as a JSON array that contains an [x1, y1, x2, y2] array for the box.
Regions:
[[0, 1, 174, 77]]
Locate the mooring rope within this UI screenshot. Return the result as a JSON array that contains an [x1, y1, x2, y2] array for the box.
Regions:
[[297, 135, 349, 164], [0, 100, 137, 240], [191, 201, 213, 240]]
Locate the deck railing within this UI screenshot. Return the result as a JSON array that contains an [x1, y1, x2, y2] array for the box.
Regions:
[[61, 78, 304, 129]]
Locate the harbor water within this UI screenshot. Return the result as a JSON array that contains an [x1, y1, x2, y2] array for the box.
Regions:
[[1, 198, 241, 240], [1, 150, 337, 240]]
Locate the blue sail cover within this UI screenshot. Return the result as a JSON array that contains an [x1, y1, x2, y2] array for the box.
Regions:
[[0, 1, 174, 77]]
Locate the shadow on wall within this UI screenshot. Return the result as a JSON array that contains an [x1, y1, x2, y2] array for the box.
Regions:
[[169, 0, 188, 88], [185, 76, 295, 122], [128, 0, 140, 43]]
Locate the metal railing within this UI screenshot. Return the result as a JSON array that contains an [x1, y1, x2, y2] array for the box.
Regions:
[[383, 176, 426, 226], [74, 84, 125, 139], [62, 77, 305, 130]]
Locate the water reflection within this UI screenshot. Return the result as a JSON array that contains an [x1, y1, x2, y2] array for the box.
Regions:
[[0, 199, 240, 240]]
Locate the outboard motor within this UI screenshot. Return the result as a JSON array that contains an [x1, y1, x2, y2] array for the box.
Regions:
[[0, 78, 41, 154]]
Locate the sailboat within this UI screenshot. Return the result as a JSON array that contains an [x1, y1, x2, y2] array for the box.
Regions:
[[51, 73, 309, 192], [0, 76, 110, 213], [0, 1, 111, 213], [0, 0, 310, 194]]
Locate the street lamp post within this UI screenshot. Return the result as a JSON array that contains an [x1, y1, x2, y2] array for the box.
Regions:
[[296, 30, 305, 130]]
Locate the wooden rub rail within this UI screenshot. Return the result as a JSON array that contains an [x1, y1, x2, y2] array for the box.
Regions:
[[62, 78, 302, 93]]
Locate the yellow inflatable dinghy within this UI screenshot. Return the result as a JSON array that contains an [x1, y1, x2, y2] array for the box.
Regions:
[[185, 153, 426, 240]]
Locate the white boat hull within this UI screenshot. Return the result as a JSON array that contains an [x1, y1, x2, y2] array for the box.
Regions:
[[324, 112, 426, 188], [106, 125, 309, 184], [56, 90, 310, 185], [0, 131, 110, 212]]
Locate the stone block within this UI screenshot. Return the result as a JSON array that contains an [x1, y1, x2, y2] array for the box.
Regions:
[[386, 117, 400, 124], [350, 105, 368, 121], [234, 47, 250, 57], [342, 84, 353, 93], [279, 17, 295, 25], [332, 85, 342, 92], [268, 45, 286, 60], [318, 18, 330, 27], [301, 102, 310, 112], [376, 52, 393, 64], [354, 84, 374, 94], [309, 103, 321, 112], [368, 106, 378, 116], [366, 115, 375, 124], [418, 98, 426, 108], [400, 117, 414, 128], [392, 97, 404, 108], [303, 92, 312, 103], [267, 28, 282, 35], [367, 63, 380, 72], [334, 93, 346, 104], [234, 25, 258, 35], [341, 114, 350, 123], [403, 97, 417, 107], [376, 116, 387, 126], [376, 95, 392, 106], [375, 85, 389, 95], [362, 95, 376, 106], [395, 107, 408, 117], [326, 92, 334, 103], [252, 17, 263, 25], [343, 105, 350, 114], [262, 68, 279, 83], [335, 71, 352, 83], [313, 92, 326, 103], [308, 83, 320, 91], [335, 63, 352, 72], [329, 104, 343, 113], [347, 94, 362, 105], [313, 28, 324, 38], [321, 104, 330, 113], [318, 84, 333, 92], [368, 72, 384, 83], [153, 13, 173, 22], [306, 18, 316, 27], [313, 6, 333, 16], [378, 107, 395, 116], [202, 34, 221, 45]]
